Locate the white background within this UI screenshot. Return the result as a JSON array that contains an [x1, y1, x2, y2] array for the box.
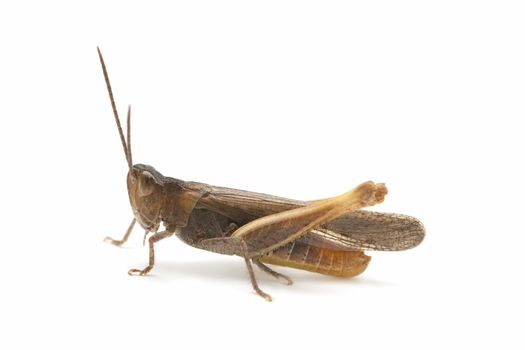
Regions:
[[1, 1, 524, 349]]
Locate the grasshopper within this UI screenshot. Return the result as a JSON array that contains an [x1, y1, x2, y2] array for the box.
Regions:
[[98, 48, 425, 301]]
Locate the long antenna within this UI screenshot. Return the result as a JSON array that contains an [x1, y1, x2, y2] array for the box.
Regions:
[[126, 104, 132, 165], [97, 47, 132, 169]]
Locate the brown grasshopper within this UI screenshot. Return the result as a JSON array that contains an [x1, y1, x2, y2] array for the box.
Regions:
[[98, 48, 425, 301]]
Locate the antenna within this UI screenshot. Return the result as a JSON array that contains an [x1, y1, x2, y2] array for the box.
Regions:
[[126, 104, 132, 165], [97, 47, 132, 169]]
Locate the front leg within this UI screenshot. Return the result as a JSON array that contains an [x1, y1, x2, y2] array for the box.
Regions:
[[104, 218, 136, 246], [128, 230, 175, 276]]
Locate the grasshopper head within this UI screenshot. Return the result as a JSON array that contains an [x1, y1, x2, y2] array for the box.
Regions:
[[127, 164, 166, 230]]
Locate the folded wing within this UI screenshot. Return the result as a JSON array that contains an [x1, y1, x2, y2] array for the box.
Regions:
[[300, 211, 425, 251], [198, 184, 424, 252]]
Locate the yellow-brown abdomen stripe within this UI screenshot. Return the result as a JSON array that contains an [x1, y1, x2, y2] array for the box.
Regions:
[[261, 241, 370, 277]]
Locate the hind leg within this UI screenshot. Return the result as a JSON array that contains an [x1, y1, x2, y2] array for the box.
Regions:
[[253, 258, 293, 285], [196, 237, 273, 301]]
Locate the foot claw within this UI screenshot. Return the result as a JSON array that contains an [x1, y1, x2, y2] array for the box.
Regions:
[[274, 274, 293, 285], [104, 237, 123, 246], [255, 289, 273, 302], [128, 267, 152, 276]]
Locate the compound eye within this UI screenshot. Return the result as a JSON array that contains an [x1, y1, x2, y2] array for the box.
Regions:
[[138, 171, 156, 197], [129, 172, 137, 184]]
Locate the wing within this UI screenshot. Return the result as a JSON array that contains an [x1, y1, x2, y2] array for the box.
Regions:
[[196, 184, 424, 251], [196, 184, 306, 223], [299, 211, 425, 251]]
